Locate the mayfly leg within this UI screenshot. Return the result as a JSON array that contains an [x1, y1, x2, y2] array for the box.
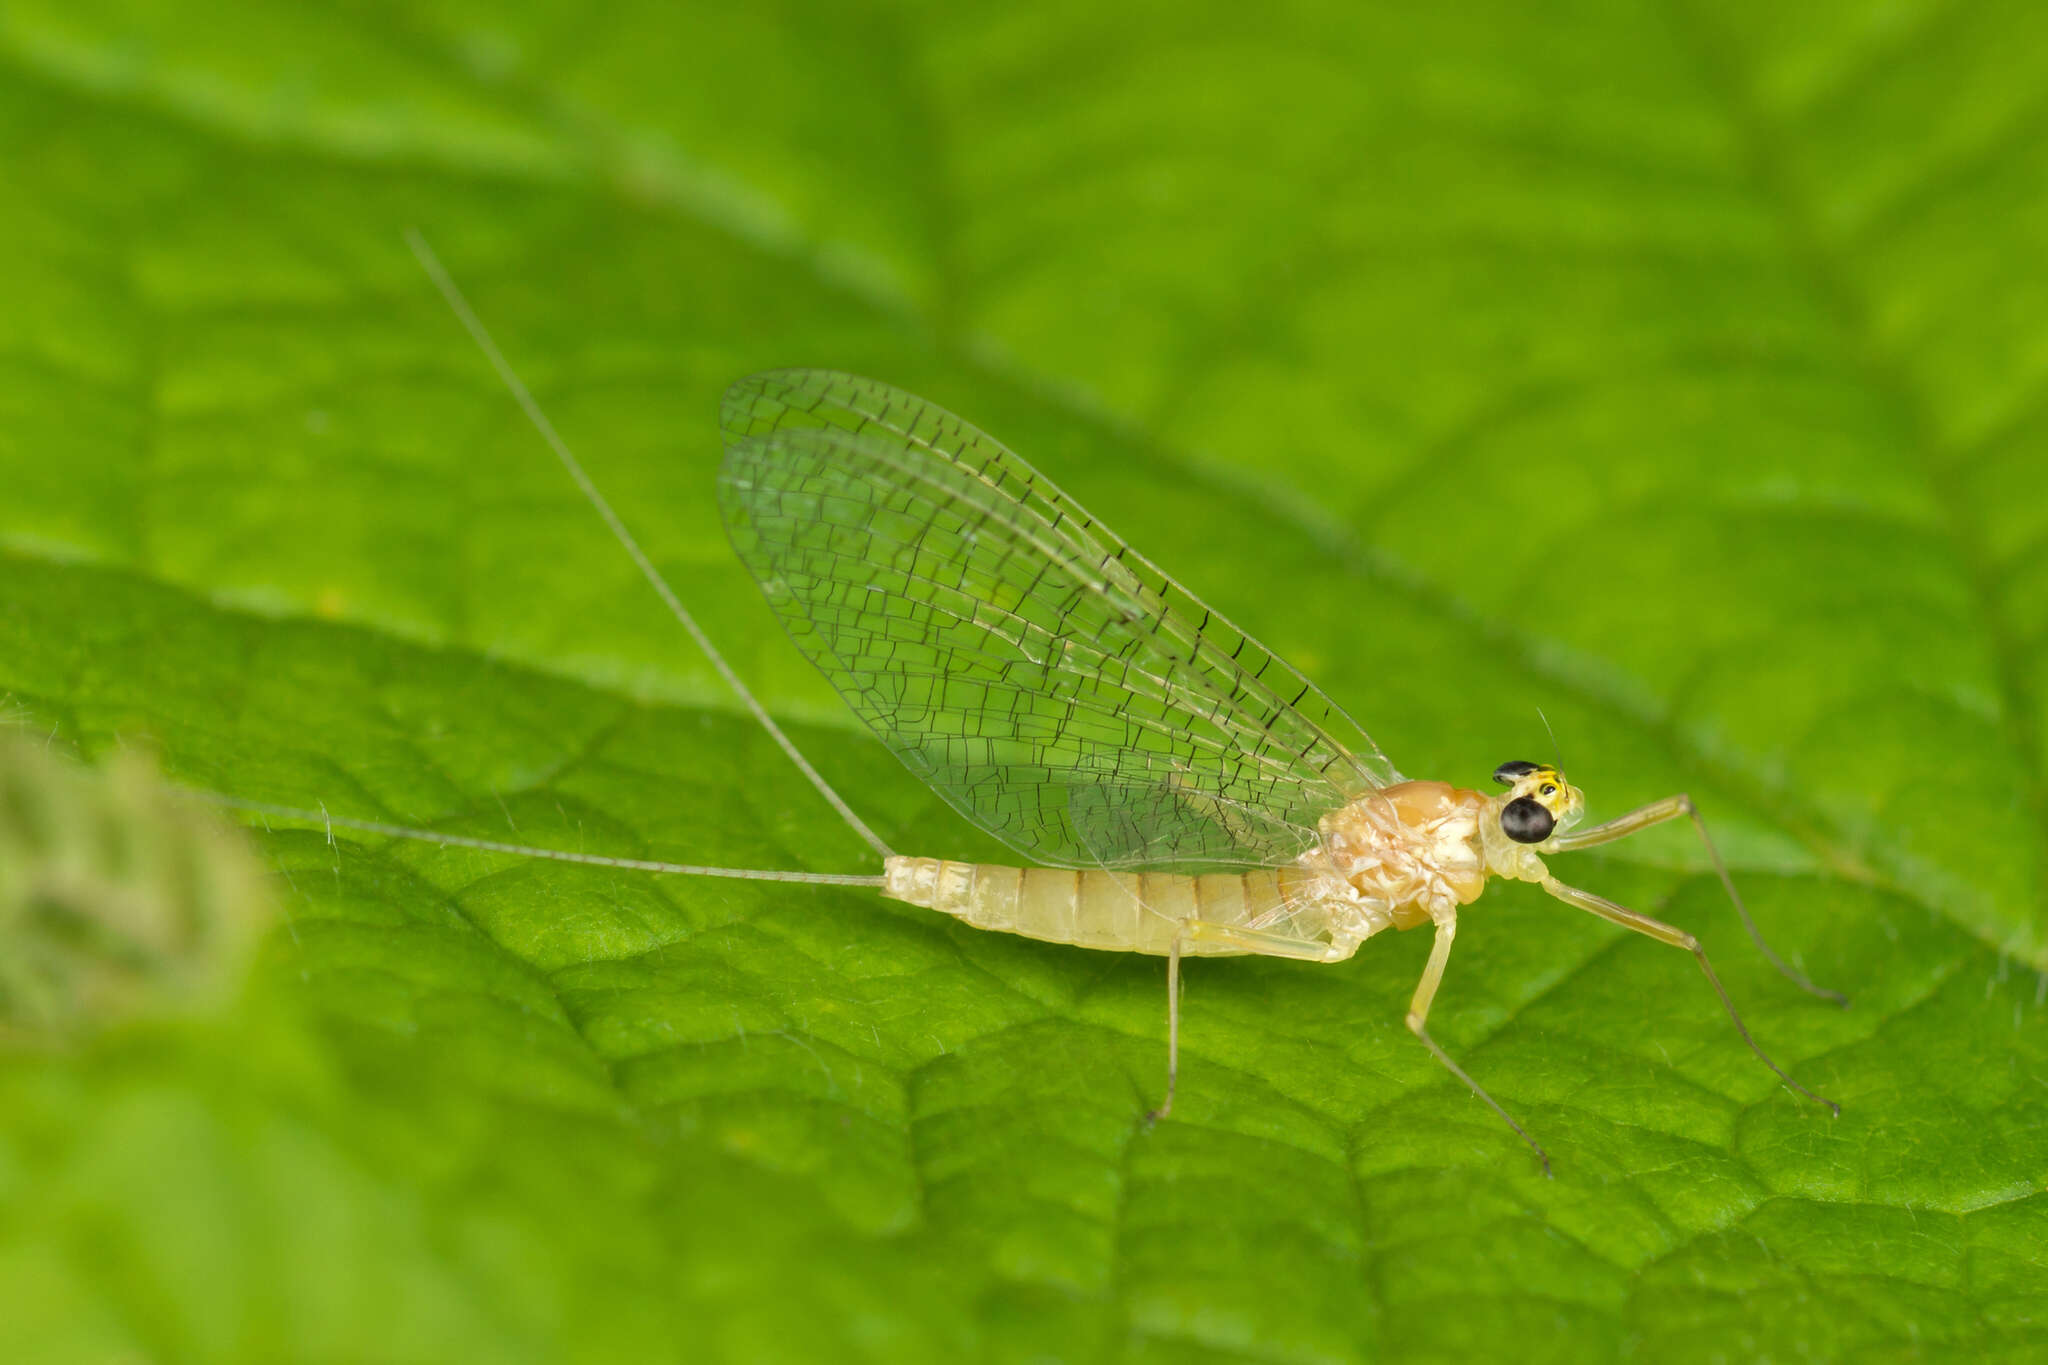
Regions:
[[1404, 916, 1553, 1176], [1149, 917, 1341, 1123], [1153, 932, 1184, 1125], [1548, 794, 1844, 1005], [401, 230, 893, 863], [1540, 875, 1840, 1116]]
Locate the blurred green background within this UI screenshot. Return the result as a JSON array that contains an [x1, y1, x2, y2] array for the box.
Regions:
[[2, 1, 2046, 1360]]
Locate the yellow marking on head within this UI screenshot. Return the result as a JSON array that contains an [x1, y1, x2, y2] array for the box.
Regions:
[[1512, 765, 1581, 826], [1492, 760, 1585, 841]]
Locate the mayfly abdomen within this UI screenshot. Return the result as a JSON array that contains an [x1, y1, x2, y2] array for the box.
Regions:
[[881, 857, 1321, 956]]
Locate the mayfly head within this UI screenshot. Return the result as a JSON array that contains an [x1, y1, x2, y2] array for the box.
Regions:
[[1489, 760, 1584, 845]]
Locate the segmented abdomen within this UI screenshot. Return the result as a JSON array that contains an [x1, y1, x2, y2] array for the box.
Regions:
[[881, 857, 1324, 957]]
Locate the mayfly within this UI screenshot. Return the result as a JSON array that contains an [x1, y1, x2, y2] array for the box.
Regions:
[[212, 234, 1844, 1175]]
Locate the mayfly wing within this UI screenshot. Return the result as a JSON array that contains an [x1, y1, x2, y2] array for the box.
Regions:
[[717, 370, 1401, 871]]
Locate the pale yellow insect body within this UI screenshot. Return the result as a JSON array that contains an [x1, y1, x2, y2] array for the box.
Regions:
[[885, 772, 1581, 962], [207, 236, 1843, 1178]]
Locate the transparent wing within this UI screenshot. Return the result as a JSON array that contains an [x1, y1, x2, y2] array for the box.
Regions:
[[717, 370, 1400, 871]]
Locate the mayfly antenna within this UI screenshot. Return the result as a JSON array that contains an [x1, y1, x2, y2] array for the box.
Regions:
[[401, 229, 893, 861], [1536, 705, 1565, 773]]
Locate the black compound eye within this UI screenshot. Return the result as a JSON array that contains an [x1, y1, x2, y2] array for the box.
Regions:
[[1541, 783, 1557, 797], [1501, 796, 1556, 844], [1492, 760, 1541, 786]]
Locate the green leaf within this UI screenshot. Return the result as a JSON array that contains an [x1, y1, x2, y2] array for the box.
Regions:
[[3, 1, 2046, 1360]]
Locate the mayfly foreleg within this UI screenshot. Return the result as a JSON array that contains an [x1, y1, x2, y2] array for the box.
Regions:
[[1539, 876, 1840, 1117], [1548, 794, 1843, 1005], [1403, 916, 1552, 1176]]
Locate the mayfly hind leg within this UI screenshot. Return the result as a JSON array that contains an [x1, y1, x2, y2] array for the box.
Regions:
[[1404, 916, 1553, 1176], [1540, 875, 1840, 1116], [1548, 794, 1843, 1005], [1147, 918, 1341, 1124], [1152, 931, 1184, 1126]]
